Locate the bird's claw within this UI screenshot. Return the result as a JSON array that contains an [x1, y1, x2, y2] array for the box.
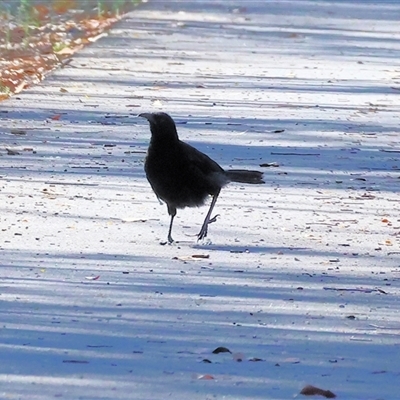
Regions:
[[197, 230, 207, 241], [197, 214, 220, 240], [159, 235, 175, 246], [208, 214, 220, 224]]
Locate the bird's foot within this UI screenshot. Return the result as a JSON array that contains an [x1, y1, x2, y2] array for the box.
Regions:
[[197, 214, 220, 241], [197, 225, 208, 241], [159, 235, 175, 246]]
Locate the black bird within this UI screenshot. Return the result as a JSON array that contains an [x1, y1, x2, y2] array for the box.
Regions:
[[139, 112, 264, 243]]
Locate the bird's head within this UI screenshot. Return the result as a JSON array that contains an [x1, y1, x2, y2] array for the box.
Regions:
[[138, 112, 179, 142]]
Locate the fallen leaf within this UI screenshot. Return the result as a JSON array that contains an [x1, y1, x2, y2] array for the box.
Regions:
[[260, 162, 279, 167], [191, 254, 210, 259], [249, 357, 263, 362], [33, 4, 50, 20], [198, 374, 214, 380], [300, 384, 336, 398], [10, 129, 27, 135], [6, 148, 20, 155], [85, 275, 100, 280], [212, 346, 231, 354]]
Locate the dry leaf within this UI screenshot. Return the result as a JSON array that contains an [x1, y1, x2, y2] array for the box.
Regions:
[[10, 129, 27, 135], [55, 46, 75, 55], [33, 4, 50, 20], [53, 0, 77, 14], [85, 275, 100, 280], [0, 3, 125, 103], [191, 254, 210, 259], [212, 346, 231, 354], [6, 149, 20, 155], [197, 374, 214, 380], [260, 162, 279, 167], [300, 384, 336, 398]]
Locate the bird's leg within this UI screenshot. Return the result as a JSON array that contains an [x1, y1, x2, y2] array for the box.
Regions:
[[167, 215, 175, 243], [167, 204, 177, 244], [197, 190, 220, 241]]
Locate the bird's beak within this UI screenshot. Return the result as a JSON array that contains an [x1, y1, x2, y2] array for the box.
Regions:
[[138, 113, 153, 121]]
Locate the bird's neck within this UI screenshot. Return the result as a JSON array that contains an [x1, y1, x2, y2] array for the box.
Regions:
[[150, 129, 179, 146]]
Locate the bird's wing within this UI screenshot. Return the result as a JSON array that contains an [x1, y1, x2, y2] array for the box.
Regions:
[[179, 141, 224, 175], [176, 141, 228, 194]]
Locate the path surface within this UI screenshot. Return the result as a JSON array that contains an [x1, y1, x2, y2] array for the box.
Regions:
[[1, 1, 400, 399]]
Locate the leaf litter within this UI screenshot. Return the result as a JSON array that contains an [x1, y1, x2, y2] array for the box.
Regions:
[[0, 1, 137, 100]]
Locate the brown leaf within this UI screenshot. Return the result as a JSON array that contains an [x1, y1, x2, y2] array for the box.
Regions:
[[53, 0, 77, 14], [198, 374, 214, 380], [212, 346, 231, 354], [191, 254, 210, 259], [33, 4, 50, 21], [300, 385, 336, 398], [0, 1, 124, 103]]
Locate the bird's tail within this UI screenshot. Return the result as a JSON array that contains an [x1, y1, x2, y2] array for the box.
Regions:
[[226, 169, 264, 184]]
